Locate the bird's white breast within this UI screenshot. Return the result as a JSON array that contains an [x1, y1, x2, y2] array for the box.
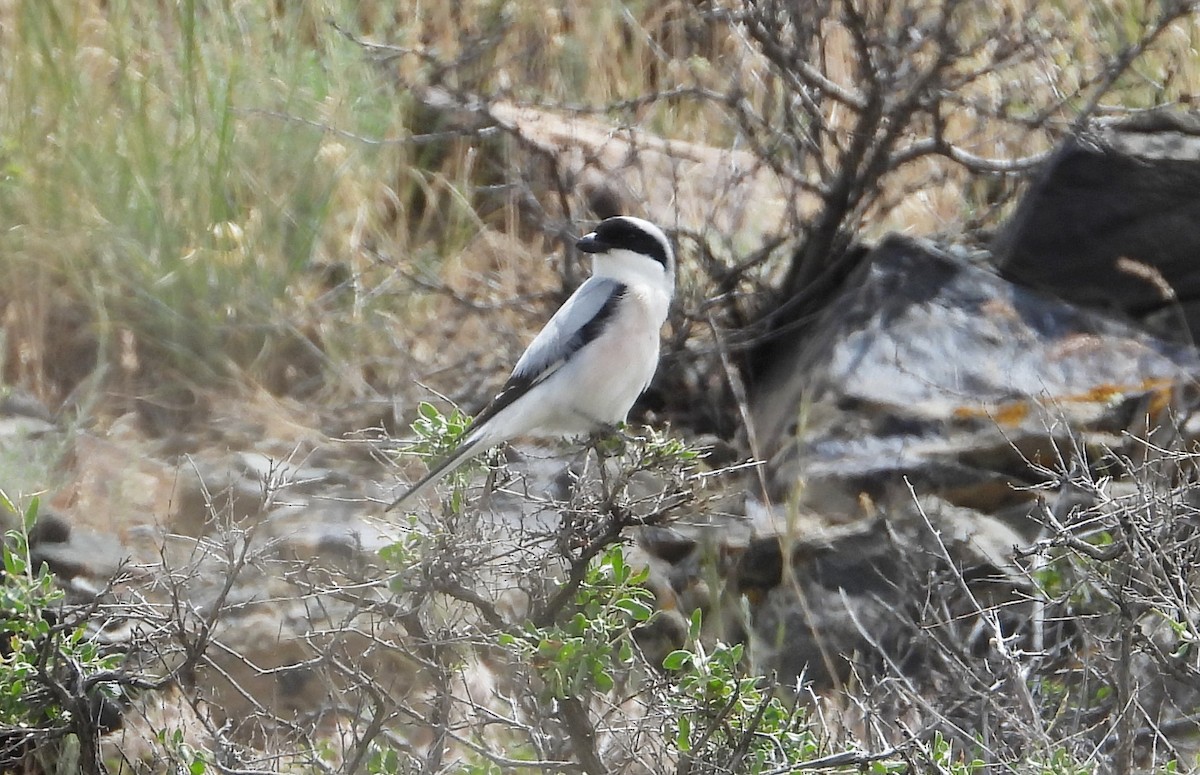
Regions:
[[534, 282, 670, 434]]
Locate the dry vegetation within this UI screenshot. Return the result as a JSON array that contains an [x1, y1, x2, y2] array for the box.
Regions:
[[1, 0, 1197, 424], [3, 0, 1200, 773]]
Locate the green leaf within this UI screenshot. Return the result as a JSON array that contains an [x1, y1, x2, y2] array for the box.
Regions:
[[609, 548, 625, 580], [22, 497, 39, 533], [688, 609, 703, 641], [662, 650, 692, 670], [614, 597, 653, 622], [676, 713, 692, 751]]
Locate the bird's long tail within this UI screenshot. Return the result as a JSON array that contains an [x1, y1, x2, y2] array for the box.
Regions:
[[386, 432, 492, 513]]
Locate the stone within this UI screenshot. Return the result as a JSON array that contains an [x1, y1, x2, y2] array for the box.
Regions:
[[993, 112, 1200, 338], [29, 527, 128, 582], [412, 85, 791, 238], [730, 500, 1032, 688], [751, 235, 1200, 527], [169, 460, 268, 538]]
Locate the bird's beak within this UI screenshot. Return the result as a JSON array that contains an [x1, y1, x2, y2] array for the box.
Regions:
[[576, 232, 605, 253]]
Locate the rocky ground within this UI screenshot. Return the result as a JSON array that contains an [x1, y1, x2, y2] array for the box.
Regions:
[[4, 108, 1200, 770]]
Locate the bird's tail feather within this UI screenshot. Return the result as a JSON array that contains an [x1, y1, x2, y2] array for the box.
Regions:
[[386, 432, 491, 513]]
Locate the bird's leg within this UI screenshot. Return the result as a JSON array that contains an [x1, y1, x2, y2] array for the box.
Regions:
[[587, 422, 632, 460], [586, 423, 639, 504]]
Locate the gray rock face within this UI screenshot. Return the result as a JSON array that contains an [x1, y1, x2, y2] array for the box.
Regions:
[[729, 508, 1032, 689], [753, 235, 1200, 525], [993, 114, 1200, 334], [28, 516, 129, 585], [740, 234, 1200, 691]]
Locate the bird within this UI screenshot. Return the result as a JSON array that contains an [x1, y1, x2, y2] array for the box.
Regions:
[[387, 215, 676, 512]]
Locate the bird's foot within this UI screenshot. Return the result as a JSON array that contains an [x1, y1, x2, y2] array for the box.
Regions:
[[586, 422, 635, 459]]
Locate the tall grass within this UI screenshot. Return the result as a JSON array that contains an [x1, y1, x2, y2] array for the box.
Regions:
[[0, 0, 1195, 421], [0, 2, 420, 413], [0, 0, 718, 420]]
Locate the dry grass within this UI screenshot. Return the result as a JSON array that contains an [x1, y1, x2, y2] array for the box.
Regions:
[[0, 0, 1196, 430], [3, 3, 1200, 772]]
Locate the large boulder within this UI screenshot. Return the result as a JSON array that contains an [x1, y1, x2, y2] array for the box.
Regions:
[[411, 86, 790, 237], [730, 500, 1033, 689], [751, 235, 1200, 528], [728, 231, 1200, 706], [993, 112, 1200, 337]]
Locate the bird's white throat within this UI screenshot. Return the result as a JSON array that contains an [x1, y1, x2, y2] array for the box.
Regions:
[[590, 248, 674, 296]]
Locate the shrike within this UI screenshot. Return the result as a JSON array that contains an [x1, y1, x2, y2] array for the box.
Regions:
[[388, 215, 675, 512]]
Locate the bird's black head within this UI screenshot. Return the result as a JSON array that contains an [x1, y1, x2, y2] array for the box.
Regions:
[[576, 216, 674, 271]]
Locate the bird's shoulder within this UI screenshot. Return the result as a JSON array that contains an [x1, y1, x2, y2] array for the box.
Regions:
[[512, 277, 628, 379], [469, 277, 627, 429]]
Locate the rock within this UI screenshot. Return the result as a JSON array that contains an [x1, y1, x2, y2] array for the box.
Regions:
[[234, 451, 343, 492], [0, 501, 128, 585], [993, 111, 1200, 338], [55, 423, 180, 550], [752, 235, 1200, 527], [196, 601, 421, 742], [412, 86, 790, 238], [0, 388, 61, 520], [0, 388, 55, 423], [29, 526, 128, 582], [730, 500, 1032, 688], [8, 504, 130, 584], [27, 510, 72, 545], [271, 505, 413, 569], [736, 232, 1200, 691], [170, 460, 269, 537]]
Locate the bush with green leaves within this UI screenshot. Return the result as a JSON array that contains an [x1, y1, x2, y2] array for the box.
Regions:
[[664, 610, 820, 774], [0, 494, 124, 772], [363, 403, 872, 773], [368, 405, 1200, 774], [501, 545, 655, 699]]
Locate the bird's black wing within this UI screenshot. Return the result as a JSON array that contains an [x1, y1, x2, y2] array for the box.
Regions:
[[469, 276, 626, 429]]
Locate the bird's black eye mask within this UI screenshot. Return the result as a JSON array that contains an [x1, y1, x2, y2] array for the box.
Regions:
[[576, 218, 671, 269]]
